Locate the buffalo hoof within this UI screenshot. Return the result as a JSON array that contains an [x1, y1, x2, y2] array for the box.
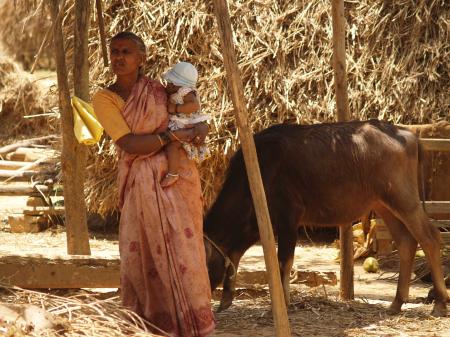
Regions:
[[431, 302, 447, 317], [217, 294, 233, 312]]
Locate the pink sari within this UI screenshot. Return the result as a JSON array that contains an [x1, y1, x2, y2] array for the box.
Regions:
[[116, 76, 215, 337]]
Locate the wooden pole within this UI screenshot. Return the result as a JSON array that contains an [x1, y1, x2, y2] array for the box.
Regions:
[[95, 0, 109, 67], [50, 0, 91, 255], [212, 1, 291, 336], [331, 0, 354, 300]]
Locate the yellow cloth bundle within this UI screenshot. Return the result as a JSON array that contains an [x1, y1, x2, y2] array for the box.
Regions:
[[71, 96, 104, 145]]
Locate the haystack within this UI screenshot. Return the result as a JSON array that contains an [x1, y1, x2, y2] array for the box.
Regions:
[[1, 1, 448, 215], [0, 0, 55, 71], [0, 52, 58, 146], [84, 0, 449, 215]]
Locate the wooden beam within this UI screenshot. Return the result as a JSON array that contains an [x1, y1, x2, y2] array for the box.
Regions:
[[420, 138, 450, 152], [441, 232, 450, 247], [0, 254, 119, 288], [212, 1, 291, 336], [50, 0, 90, 255], [5, 147, 56, 162], [424, 201, 450, 215], [0, 135, 58, 157], [431, 219, 450, 228], [95, 0, 109, 67], [0, 160, 34, 170], [0, 169, 41, 180], [0, 185, 49, 196], [23, 206, 65, 216], [331, 0, 354, 300]]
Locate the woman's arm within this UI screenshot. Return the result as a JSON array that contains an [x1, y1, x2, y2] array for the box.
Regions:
[[116, 128, 196, 155], [168, 92, 200, 115]]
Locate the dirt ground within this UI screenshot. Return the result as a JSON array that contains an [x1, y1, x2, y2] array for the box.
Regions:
[[0, 195, 449, 336]]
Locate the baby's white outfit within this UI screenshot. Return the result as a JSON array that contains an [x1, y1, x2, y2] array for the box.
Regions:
[[168, 87, 210, 162]]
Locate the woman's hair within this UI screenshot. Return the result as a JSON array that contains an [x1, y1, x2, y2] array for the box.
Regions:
[[110, 31, 146, 55], [110, 32, 146, 74]]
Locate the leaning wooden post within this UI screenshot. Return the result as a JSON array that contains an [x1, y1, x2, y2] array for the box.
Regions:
[[331, 0, 353, 299], [212, 1, 291, 336], [50, 0, 91, 255]]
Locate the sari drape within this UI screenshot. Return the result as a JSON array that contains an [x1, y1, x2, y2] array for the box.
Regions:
[[116, 76, 215, 337]]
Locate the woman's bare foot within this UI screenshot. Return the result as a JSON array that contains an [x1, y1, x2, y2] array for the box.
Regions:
[[161, 173, 179, 187]]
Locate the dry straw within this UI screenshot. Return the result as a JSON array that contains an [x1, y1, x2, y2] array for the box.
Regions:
[[0, 284, 166, 337], [0, 52, 58, 146], [0, 1, 448, 214]]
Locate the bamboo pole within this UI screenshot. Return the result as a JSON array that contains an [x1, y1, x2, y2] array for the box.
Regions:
[[50, 0, 91, 255], [95, 0, 109, 67], [212, 1, 291, 336], [331, 0, 354, 300]]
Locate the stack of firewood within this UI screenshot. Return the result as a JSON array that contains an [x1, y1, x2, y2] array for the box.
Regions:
[[0, 135, 62, 233]]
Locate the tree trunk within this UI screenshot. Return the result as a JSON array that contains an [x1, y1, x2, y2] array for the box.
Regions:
[[50, 0, 90, 255], [331, 0, 354, 300]]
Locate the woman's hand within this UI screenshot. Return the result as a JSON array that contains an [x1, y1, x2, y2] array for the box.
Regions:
[[192, 122, 209, 146], [170, 127, 195, 142]]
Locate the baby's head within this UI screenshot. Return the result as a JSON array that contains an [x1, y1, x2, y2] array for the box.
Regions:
[[163, 62, 198, 94]]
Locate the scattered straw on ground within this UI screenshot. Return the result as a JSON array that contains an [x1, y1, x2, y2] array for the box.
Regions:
[[213, 287, 449, 337], [0, 285, 165, 337], [1, 285, 448, 337]]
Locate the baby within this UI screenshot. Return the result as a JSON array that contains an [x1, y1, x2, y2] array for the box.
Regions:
[[161, 61, 210, 187]]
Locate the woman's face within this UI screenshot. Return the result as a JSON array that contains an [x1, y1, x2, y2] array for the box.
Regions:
[[109, 38, 145, 77]]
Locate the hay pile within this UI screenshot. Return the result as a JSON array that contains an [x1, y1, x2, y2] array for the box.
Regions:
[[84, 0, 449, 215], [0, 0, 55, 71], [1, 1, 448, 214], [0, 52, 58, 146], [0, 285, 165, 337]]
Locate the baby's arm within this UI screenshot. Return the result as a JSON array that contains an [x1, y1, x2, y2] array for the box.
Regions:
[[168, 92, 200, 115]]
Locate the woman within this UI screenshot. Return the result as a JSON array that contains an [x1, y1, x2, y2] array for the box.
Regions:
[[92, 32, 215, 337]]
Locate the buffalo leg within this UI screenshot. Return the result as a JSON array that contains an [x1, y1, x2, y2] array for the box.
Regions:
[[277, 227, 298, 306], [218, 249, 245, 312], [375, 205, 417, 314], [396, 206, 449, 317]]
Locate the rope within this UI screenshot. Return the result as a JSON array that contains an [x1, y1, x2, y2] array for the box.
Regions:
[[203, 234, 237, 283]]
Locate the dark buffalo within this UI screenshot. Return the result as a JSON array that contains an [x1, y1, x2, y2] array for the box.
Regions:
[[204, 119, 448, 317]]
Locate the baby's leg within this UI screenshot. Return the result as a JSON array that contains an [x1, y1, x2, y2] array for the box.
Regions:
[[161, 141, 182, 187]]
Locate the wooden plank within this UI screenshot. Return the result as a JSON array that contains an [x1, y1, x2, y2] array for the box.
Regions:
[[375, 219, 393, 257], [5, 147, 57, 162], [420, 138, 450, 152], [424, 201, 450, 215], [331, 0, 354, 301], [0, 254, 119, 288], [0, 135, 58, 157], [212, 1, 291, 336], [0, 185, 49, 196], [441, 232, 450, 246], [23, 206, 65, 216], [431, 220, 450, 228], [0, 169, 40, 179], [0, 161, 30, 170]]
